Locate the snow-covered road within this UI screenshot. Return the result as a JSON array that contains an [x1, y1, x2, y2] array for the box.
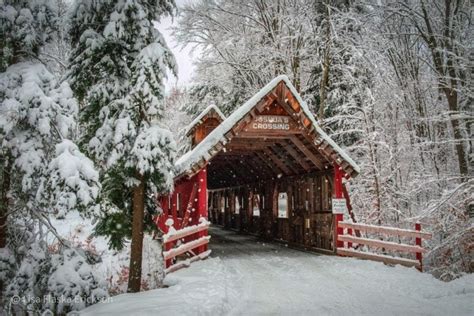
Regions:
[[81, 226, 474, 316]]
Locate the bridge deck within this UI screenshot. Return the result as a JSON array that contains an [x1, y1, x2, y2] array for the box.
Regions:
[[209, 225, 320, 259]]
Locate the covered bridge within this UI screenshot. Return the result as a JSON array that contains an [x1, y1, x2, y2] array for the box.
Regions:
[[156, 75, 360, 262]]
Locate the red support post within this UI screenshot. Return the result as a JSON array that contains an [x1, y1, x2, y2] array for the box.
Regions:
[[415, 223, 422, 272], [171, 192, 177, 220], [333, 163, 344, 250], [197, 167, 208, 254]]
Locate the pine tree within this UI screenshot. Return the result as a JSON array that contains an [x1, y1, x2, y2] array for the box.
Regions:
[[68, 0, 177, 292], [0, 0, 103, 306], [0, 0, 101, 229]]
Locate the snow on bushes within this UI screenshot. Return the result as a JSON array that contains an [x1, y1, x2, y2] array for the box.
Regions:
[[47, 249, 108, 314], [5, 241, 108, 315], [6, 241, 51, 312], [49, 213, 167, 297]]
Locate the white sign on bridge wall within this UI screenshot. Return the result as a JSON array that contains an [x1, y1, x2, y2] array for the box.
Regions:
[[332, 198, 347, 214], [247, 115, 298, 132]]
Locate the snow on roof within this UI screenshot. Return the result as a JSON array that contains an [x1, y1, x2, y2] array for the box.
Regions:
[[184, 104, 225, 136], [176, 75, 360, 177]]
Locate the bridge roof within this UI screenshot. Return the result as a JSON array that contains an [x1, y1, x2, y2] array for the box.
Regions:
[[176, 75, 360, 181], [184, 104, 225, 137]]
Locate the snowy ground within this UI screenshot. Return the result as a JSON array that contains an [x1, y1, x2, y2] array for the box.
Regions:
[[81, 226, 474, 316]]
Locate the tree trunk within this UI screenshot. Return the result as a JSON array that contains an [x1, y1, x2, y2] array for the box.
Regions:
[[444, 88, 468, 180], [319, 2, 331, 121], [418, 0, 469, 181], [127, 171, 146, 293]]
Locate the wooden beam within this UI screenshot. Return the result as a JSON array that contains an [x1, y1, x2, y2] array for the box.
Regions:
[[338, 235, 427, 254], [241, 155, 275, 181], [248, 154, 276, 179], [262, 149, 292, 175], [289, 136, 325, 169], [164, 222, 209, 243], [269, 145, 300, 175], [337, 248, 421, 268], [273, 94, 302, 124], [255, 152, 284, 176], [164, 236, 210, 260], [256, 93, 277, 112], [227, 139, 277, 146], [282, 141, 311, 171], [227, 140, 284, 153], [338, 222, 433, 239], [180, 183, 199, 229], [165, 250, 211, 274], [226, 143, 274, 151], [285, 88, 301, 112], [300, 129, 340, 169], [237, 134, 294, 139]]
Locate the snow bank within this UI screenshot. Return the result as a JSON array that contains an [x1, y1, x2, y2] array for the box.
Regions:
[[80, 258, 236, 316]]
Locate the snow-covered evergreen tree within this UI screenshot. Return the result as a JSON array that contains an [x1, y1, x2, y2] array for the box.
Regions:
[[0, 0, 101, 223], [68, 0, 177, 292], [0, 0, 105, 311]]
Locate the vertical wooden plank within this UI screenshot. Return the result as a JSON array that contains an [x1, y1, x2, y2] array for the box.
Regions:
[[250, 186, 254, 229], [225, 189, 230, 228], [322, 176, 328, 212], [304, 178, 310, 246], [229, 189, 235, 229], [315, 176, 321, 213], [287, 183, 293, 242]]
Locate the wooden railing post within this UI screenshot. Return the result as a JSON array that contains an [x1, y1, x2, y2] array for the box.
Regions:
[[415, 223, 422, 272]]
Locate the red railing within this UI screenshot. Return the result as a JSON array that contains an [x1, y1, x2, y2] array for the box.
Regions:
[[335, 218, 432, 271], [163, 220, 211, 274]]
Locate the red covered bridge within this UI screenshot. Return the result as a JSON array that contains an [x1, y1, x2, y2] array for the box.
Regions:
[[155, 76, 430, 272]]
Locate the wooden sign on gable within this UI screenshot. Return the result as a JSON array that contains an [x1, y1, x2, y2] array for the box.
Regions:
[[246, 115, 299, 133]]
